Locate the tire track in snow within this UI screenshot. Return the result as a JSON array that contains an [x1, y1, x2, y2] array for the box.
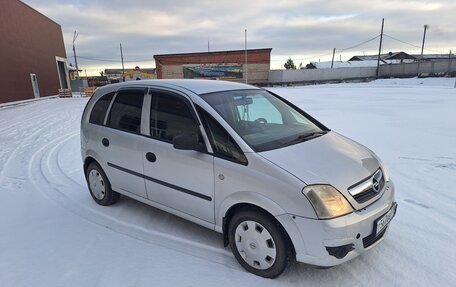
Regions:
[[0, 100, 60, 134], [21, 106, 240, 271], [0, 105, 64, 187], [1, 99, 238, 271]]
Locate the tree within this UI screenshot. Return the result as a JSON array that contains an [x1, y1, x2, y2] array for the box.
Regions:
[[99, 71, 104, 77], [284, 58, 296, 70]]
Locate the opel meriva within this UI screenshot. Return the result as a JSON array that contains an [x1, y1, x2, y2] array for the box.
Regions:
[[81, 80, 396, 278]]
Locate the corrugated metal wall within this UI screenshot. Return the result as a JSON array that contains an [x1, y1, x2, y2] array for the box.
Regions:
[[0, 0, 67, 103]]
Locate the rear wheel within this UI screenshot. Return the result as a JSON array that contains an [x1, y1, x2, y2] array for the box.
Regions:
[[86, 162, 119, 206], [228, 209, 293, 278]]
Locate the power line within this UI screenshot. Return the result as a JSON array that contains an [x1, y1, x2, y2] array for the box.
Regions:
[[76, 33, 448, 66], [338, 35, 380, 52], [270, 34, 380, 62], [383, 34, 444, 53]]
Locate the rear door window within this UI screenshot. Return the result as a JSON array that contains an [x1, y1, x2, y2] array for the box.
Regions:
[[107, 90, 145, 133]]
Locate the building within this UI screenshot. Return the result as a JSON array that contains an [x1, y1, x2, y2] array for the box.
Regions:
[[68, 65, 82, 80], [154, 48, 272, 84], [349, 52, 416, 63], [104, 67, 156, 83], [416, 53, 456, 61], [0, 0, 69, 104], [349, 52, 456, 64], [305, 60, 386, 69]]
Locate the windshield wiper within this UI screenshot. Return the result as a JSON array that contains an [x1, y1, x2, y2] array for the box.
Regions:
[[280, 131, 328, 148]]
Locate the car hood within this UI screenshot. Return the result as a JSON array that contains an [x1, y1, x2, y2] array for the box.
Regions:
[[259, 131, 380, 197]]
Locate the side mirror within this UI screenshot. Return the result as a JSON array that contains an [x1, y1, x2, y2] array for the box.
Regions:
[[173, 133, 204, 151]]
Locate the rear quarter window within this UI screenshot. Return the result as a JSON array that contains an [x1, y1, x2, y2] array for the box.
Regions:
[[89, 92, 115, 125]]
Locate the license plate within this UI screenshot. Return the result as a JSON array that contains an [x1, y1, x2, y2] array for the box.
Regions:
[[375, 203, 397, 236]]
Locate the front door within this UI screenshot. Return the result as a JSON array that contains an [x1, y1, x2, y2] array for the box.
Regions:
[[142, 89, 214, 223], [56, 60, 69, 89]]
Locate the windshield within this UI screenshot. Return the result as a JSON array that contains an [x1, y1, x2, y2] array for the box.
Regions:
[[200, 89, 326, 152]]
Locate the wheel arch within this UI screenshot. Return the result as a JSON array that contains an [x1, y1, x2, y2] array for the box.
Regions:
[[84, 156, 97, 173], [83, 149, 104, 177], [218, 192, 291, 249]]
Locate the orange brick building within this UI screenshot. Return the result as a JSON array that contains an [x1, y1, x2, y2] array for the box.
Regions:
[[154, 49, 272, 84]]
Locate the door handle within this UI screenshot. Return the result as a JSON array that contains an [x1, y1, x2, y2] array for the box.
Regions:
[[146, 152, 157, 163], [102, 138, 109, 147]]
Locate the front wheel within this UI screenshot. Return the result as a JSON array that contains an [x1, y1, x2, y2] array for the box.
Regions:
[[228, 210, 293, 278]]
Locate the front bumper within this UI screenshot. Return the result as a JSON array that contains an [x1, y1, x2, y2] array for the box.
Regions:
[[276, 181, 396, 267]]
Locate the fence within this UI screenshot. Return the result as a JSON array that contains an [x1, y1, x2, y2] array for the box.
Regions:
[[268, 59, 456, 84]]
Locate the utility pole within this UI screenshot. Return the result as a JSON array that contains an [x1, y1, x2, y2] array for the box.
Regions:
[[72, 31, 79, 78], [376, 18, 384, 78], [448, 50, 452, 75], [244, 29, 248, 84], [331, 48, 336, 68], [420, 25, 429, 59], [418, 24, 429, 76], [208, 39, 210, 52], [120, 43, 125, 82]]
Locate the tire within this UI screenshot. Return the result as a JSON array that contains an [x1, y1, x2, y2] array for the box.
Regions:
[[228, 209, 293, 278], [86, 162, 119, 206]]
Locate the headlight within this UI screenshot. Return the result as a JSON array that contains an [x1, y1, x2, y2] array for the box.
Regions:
[[302, 185, 353, 219]]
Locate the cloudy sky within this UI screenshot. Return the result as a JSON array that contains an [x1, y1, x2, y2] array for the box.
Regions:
[[23, 0, 456, 75]]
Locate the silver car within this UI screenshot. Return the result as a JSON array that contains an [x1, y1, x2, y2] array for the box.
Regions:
[[81, 80, 396, 278]]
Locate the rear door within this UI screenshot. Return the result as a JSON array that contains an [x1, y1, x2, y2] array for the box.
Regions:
[[101, 87, 148, 198], [142, 89, 215, 223]]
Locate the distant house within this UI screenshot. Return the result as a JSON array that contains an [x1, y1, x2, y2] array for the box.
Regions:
[[349, 52, 416, 64], [305, 60, 385, 69], [104, 68, 156, 82], [68, 65, 82, 80], [414, 54, 456, 61]]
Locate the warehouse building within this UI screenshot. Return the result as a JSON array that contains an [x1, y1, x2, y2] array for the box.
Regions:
[[154, 48, 272, 84], [105, 67, 156, 82], [0, 0, 69, 104]]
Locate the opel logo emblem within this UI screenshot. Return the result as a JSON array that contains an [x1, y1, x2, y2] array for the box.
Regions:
[[372, 177, 380, 192]]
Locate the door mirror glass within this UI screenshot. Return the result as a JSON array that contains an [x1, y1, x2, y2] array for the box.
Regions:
[[173, 133, 203, 151]]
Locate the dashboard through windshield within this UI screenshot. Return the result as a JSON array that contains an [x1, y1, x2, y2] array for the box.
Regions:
[[200, 89, 327, 151]]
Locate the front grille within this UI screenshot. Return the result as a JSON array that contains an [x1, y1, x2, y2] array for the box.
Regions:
[[353, 176, 385, 203], [363, 227, 387, 248], [349, 169, 385, 204], [353, 188, 378, 203]]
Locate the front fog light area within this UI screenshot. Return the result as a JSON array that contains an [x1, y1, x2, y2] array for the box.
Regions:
[[303, 185, 353, 219]]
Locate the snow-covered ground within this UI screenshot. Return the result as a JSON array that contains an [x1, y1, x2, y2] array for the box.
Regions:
[[0, 78, 455, 286]]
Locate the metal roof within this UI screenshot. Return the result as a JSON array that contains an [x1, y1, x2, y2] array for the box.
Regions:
[[154, 48, 272, 59]]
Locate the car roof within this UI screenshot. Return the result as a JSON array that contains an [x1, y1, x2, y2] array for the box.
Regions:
[[95, 79, 260, 95]]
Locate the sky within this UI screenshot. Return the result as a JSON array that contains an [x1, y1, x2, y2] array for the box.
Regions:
[[23, 0, 456, 75]]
